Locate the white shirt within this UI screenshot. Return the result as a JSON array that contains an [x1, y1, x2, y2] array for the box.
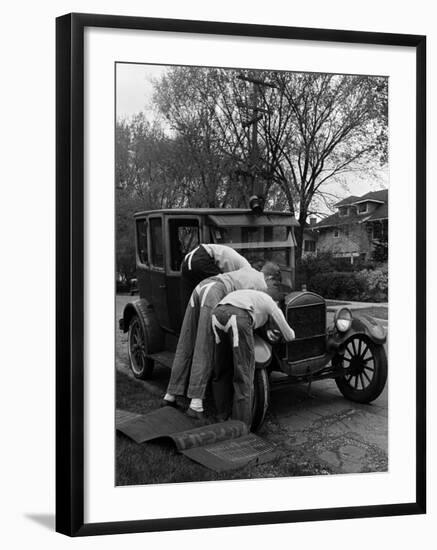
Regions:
[[218, 289, 295, 341], [217, 267, 267, 294], [201, 244, 250, 272]]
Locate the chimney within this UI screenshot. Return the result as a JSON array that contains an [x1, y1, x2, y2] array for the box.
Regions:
[[309, 217, 317, 226]]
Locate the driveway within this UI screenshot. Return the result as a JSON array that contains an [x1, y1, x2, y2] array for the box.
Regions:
[[116, 294, 388, 475]]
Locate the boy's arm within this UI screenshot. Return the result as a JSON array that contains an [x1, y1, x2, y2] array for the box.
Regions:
[[269, 303, 295, 341]]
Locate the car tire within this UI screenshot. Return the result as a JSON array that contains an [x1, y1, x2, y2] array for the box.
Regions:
[[128, 314, 154, 379], [334, 335, 387, 403], [251, 368, 270, 431]]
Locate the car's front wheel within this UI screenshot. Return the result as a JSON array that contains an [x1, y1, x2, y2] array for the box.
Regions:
[[334, 335, 387, 403], [128, 314, 154, 379], [251, 368, 270, 431]]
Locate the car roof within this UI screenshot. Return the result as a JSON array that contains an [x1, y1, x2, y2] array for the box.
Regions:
[[134, 208, 299, 227], [134, 208, 294, 217]]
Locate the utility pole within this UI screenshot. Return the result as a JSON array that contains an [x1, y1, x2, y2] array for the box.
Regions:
[[248, 82, 260, 185], [237, 74, 275, 207]]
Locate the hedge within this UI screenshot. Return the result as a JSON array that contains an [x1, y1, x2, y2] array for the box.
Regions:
[[355, 268, 388, 302], [308, 268, 388, 302]]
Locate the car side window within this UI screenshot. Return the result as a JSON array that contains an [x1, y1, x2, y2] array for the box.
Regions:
[[136, 219, 148, 265], [150, 218, 164, 268], [169, 219, 200, 271]]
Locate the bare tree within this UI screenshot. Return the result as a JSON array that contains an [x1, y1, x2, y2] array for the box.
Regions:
[[255, 72, 388, 258], [153, 67, 241, 207], [126, 67, 387, 260], [153, 68, 387, 258]]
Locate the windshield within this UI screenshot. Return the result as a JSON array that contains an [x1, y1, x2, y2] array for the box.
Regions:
[[210, 225, 292, 269], [238, 248, 291, 270], [212, 225, 289, 244]]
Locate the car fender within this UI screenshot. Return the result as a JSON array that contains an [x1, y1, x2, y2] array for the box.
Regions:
[[254, 335, 272, 369], [119, 298, 165, 353], [328, 312, 386, 352]]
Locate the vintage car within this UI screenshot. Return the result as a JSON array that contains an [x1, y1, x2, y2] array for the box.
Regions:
[[119, 207, 387, 430]]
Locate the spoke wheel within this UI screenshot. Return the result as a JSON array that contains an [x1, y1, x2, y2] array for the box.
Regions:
[[128, 314, 154, 379], [335, 335, 387, 403], [251, 368, 270, 431]]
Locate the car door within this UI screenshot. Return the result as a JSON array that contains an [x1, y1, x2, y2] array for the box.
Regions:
[[166, 216, 201, 332], [148, 216, 170, 329]]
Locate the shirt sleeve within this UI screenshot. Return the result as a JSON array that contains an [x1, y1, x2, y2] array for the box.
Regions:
[[231, 250, 250, 269], [267, 300, 295, 341], [221, 249, 250, 271], [240, 255, 251, 268]]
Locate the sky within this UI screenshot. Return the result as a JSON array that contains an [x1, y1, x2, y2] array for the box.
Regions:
[[116, 63, 166, 120], [115, 63, 388, 205]]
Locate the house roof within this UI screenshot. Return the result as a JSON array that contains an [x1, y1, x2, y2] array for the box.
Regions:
[[366, 202, 388, 221], [335, 196, 360, 207], [315, 189, 388, 229], [354, 189, 388, 204], [334, 189, 388, 207], [314, 210, 364, 229]]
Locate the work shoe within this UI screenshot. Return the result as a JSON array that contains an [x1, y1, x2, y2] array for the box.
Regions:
[[215, 413, 230, 423], [186, 407, 205, 421], [160, 398, 177, 408]]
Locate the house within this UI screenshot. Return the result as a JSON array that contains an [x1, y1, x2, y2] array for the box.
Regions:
[[302, 220, 318, 255], [311, 189, 388, 263]]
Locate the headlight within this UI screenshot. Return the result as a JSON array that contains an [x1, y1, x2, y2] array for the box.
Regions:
[[335, 307, 352, 332]]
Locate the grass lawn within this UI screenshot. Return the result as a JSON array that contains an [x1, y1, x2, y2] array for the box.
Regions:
[[115, 294, 387, 485], [115, 294, 335, 485], [115, 369, 333, 486]]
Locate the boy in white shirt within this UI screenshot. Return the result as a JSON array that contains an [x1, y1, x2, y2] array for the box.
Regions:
[[180, 244, 250, 311], [163, 267, 267, 418], [211, 289, 295, 425]]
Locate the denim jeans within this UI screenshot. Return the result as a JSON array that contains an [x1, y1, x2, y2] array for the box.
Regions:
[[211, 304, 255, 426], [167, 278, 227, 399]]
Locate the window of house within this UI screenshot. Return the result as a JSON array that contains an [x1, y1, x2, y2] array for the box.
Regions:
[[304, 240, 316, 252], [343, 225, 350, 237], [339, 206, 348, 217], [149, 218, 164, 268], [136, 219, 148, 265], [373, 222, 382, 240], [357, 202, 368, 213], [169, 218, 200, 271], [334, 228, 340, 238]]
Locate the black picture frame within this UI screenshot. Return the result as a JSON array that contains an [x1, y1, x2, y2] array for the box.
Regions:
[[56, 12, 426, 537]]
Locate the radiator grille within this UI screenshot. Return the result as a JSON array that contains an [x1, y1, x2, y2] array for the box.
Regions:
[[286, 304, 326, 361], [287, 304, 325, 338]]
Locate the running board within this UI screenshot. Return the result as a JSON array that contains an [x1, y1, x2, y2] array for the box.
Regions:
[[269, 371, 339, 389], [146, 351, 175, 369]]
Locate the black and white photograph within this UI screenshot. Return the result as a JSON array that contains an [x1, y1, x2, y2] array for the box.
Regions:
[[115, 62, 389, 485], [0, 0, 431, 545]]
